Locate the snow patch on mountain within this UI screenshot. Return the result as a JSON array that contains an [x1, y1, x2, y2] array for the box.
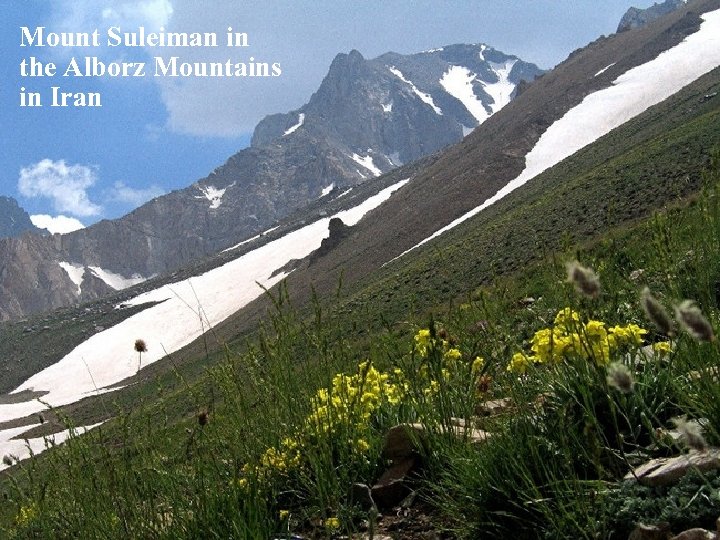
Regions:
[[483, 59, 517, 114], [351, 153, 382, 176], [388, 8, 720, 262], [0, 179, 409, 428], [440, 65, 489, 124], [594, 63, 616, 77], [382, 102, 393, 113], [388, 66, 443, 115], [88, 267, 147, 291], [196, 183, 234, 209], [284, 113, 306, 136], [58, 262, 85, 295], [320, 183, 335, 197]]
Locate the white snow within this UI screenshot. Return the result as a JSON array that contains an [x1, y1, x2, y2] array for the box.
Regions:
[[423, 47, 444, 53], [388, 66, 443, 115], [223, 225, 281, 253], [387, 9, 720, 263], [478, 44, 487, 62], [31, 214, 85, 234], [283, 113, 306, 136], [58, 262, 85, 295], [440, 65, 489, 124], [351, 153, 382, 177], [0, 179, 410, 428], [320, 183, 335, 197], [483, 59, 517, 114], [337, 188, 353, 198], [196, 183, 234, 209], [88, 267, 147, 291], [0, 422, 103, 471], [462, 125, 475, 137], [594, 63, 616, 77], [382, 102, 393, 113]]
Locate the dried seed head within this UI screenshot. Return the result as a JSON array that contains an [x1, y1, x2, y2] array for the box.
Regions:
[[675, 300, 715, 342], [198, 410, 209, 426], [2, 455, 12, 467], [671, 416, 707, 451], [566, 261, 600, 298], [134, 339, 148, 353], [606, 362, 635, 394], [640, 288, 675, 336]]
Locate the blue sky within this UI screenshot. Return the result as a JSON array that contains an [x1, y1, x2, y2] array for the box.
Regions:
[[1, 0, 656, 232]]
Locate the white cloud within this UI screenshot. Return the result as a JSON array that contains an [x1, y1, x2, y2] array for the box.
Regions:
[[30, 214, 86, 234], [106, 181, 165, 207], [19, 159, 103, 217], [54, 0, 173, 33]]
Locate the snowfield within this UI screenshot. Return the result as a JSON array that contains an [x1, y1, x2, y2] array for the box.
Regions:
[[389, 8, 720, 262], [0, 179, 410, 461]]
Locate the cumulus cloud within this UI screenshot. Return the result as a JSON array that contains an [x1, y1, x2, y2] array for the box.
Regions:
[[30, 214, 86, 235], [19, 159, 103, 217], [106, 181, 165, 207]]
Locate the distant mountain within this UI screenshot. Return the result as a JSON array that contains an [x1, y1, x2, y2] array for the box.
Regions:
[[0, 43, 542, 321], [0, 196, 40, 238], [617, 0, 686, 32]]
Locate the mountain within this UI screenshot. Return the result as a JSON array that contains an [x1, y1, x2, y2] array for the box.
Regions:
[[617, 0, 687, 32], [0, 196, 40, 239], [0, 44, 542, 322]]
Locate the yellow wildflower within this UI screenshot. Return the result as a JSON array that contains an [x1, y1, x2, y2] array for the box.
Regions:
[[471, 356, 485, 374], [324, 516, 341, 530], [652, 341, 672, 356], [507, 352, 532, 374]]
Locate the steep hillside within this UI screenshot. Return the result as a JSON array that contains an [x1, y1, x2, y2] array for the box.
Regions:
[[0, 197, 40, 239]]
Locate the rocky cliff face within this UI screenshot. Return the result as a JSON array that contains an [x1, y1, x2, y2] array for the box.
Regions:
[[0, 197, 40, 239], [0, 44, 542, 321], [618, 0, 687, 32]]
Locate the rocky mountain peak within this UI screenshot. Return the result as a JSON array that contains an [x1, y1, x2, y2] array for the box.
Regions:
[[617, 0, 687, 32], [0, 196, 41, 239]]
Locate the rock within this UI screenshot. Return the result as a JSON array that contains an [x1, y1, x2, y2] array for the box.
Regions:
[[625, 449, 720, 487], [382, 424, 427, 461], [371, 457, 417, 510], [670, 529, 715, 540], [628, 522, 672, 540]]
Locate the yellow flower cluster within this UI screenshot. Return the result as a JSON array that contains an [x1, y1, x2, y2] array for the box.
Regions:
[[15, 503, 38, 526], [306, 361, 402, 435], [241, 361, 404, 488], [507, 308, 648, 372]]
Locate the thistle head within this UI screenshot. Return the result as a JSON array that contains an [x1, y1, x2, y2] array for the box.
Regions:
[[134, 339, 148, 353], [566, 261, 600, 298]]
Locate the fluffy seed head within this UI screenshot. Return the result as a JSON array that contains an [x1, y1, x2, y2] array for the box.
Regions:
[[606, 362, 635, 394], [675, 300, 715, 342], [566, 261, 600, 298], [134, 339, 148, 353], [671, 416, 707, 451], [2, 455, 12, 467], [641, 288, 675, 336]]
